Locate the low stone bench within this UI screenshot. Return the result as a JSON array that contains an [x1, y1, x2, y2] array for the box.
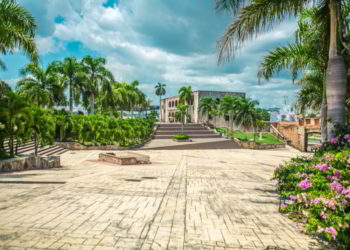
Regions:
[[98, 152, 151, 165]]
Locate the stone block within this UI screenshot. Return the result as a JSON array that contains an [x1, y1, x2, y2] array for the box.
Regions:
[[98, 152, 151, 165]]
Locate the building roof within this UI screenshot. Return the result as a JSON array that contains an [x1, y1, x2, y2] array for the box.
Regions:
[[162, 90, 246, 100]]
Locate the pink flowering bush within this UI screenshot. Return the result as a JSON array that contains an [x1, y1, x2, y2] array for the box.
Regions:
[[273, 150, 350, 247]]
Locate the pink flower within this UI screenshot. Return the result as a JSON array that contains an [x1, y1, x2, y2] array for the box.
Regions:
[[311, 199, 321, 204], [328, 137, 338, 144], [299, 179, 312, 190], [341, 200, 348, 206], [327, 200, 337, 210], [334, 170, 341, 179], [280, 203, 288, 208], [289, 195, 297, 200], [331, 182, 344, 192], [313, 163, 329, 172], [344, 134, 350, 140], [347, 193, 350, 199], [341, 189, 350, 195], [324, 227, 337, 240], [320, 212, 329, 219]]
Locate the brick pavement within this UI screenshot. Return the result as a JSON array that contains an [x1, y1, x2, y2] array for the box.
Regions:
[[0, 148, 328, 249]]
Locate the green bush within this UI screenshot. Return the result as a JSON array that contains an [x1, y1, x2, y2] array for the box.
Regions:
[[173, 134, 189, 140], [56, 111, 155, 147], [274, 150, 350, 247]]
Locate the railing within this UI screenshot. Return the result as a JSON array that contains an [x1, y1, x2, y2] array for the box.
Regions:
[[270, 124, 287, 143]]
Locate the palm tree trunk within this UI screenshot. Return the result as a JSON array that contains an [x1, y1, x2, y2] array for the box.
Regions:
[[69, 79, 73, 112], [159, 96, 162, 122], [34, 134, 38, 156], [9, 133, 14, 158], [321, 80, 328, 142], [326, 0, 347, 137], [91, 93, 95, 115]]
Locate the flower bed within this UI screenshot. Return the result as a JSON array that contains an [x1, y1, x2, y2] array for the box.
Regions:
[[274, 130, 350, 247]]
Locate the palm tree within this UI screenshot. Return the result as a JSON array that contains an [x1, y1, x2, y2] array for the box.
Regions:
[[81, 56, 115, 114], [220, 95, 242, 137], [17, 64, 65, 107], [210, 108, 221, 128], [258, 9, 328, 140], [199, 97, 215, 125], [176, 104, 189, 133], [155, 82, 166, 121], [51, 57, 83, 112], [232, 98, 260, 139], [0, 80, 11, 96], [179, 86, 193, 123], [296, 74, 323, 115], [0, 0, 38, 69], [216, 0, 349, 136], [0, 91, 32, 157], [179, 86, 193, 105], [31, 107, 55, 156]]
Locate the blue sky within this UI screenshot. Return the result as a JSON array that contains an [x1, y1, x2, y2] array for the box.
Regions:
[[1, 0, 299, 108]]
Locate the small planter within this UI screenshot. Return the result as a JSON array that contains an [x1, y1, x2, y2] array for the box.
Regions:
[[173, 139, 192, 142]]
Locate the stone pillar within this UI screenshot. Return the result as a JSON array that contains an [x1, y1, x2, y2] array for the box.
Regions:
[[298, 127, 307, 152]]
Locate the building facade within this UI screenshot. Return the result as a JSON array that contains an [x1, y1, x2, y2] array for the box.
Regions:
[[160, 90, 245, 127]]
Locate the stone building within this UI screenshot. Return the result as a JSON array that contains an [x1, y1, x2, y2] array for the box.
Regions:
[[160, 90, 245, 127]]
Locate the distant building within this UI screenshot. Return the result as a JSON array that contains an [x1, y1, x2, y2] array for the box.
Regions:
[[160, 90, 245, 127]]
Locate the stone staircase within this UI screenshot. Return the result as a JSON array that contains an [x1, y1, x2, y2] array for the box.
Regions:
[[4, 140, 69, 157], [154, 124, 222, 139]]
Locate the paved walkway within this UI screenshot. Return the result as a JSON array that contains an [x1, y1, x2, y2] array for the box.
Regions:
[[0, 148, 325, 249], [142, 138, 241, 150]]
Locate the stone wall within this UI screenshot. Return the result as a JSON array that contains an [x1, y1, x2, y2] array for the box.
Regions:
[[234, 139, 286, 150], [271, 122, 306, 151], [0, 156, 61, 173]]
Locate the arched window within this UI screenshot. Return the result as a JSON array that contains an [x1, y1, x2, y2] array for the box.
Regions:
[[168, 102, 171, 107], [175, 100, 178, 107], [172, 101, 175, 107]]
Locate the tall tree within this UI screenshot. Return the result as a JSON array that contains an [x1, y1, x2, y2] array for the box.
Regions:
[[179, 86, 193, 105], [232, 98, 260, 137], [0, 91, 32, 157], [199, 97, 215, 125], [176, 104, 189, 133], [0, 0, 38, 69], [51, 57, 83, 112], [258, 9, 329, 140], [155, 82, 166, 121], [17, 64, 65, 107], [220, 95, 242, 137], [81, 56, 115, 115], [216, 0, 350, 137], [179, 86, 193, 123]]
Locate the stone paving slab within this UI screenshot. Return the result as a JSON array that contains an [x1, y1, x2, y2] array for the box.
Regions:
[[0, 148, 328, 249]]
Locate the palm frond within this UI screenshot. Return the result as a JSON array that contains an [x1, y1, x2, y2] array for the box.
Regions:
[[217, 0, 308, 63]]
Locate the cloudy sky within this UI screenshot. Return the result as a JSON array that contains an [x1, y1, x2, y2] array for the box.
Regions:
[[1, 0, 300, 108]]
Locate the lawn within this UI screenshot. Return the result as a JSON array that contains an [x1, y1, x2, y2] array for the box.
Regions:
[[216, 128, 283, 145]]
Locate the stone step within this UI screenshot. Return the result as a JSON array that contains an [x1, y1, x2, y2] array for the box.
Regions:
[[157, 124, 204, 128], [44, 147, 69, 156], [154, 134, 221, 139], [157, 127, 208, 131], [155, 130, 216, 135]]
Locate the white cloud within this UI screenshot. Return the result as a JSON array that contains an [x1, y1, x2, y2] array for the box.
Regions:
[[10, 0, 301, 108]]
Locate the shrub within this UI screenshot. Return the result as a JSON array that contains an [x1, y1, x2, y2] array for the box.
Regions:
[[274, 151, 350, 247], [54, 111, 155, 147], [173, 134, 189, 140], [315, 124, 350, 156]]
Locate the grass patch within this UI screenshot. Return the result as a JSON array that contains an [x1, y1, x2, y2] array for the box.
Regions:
[[215, 128, 283, 145], [173, 134, 189, 140]]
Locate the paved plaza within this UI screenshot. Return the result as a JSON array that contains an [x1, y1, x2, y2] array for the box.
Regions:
[[0, 147, 327, 249]]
